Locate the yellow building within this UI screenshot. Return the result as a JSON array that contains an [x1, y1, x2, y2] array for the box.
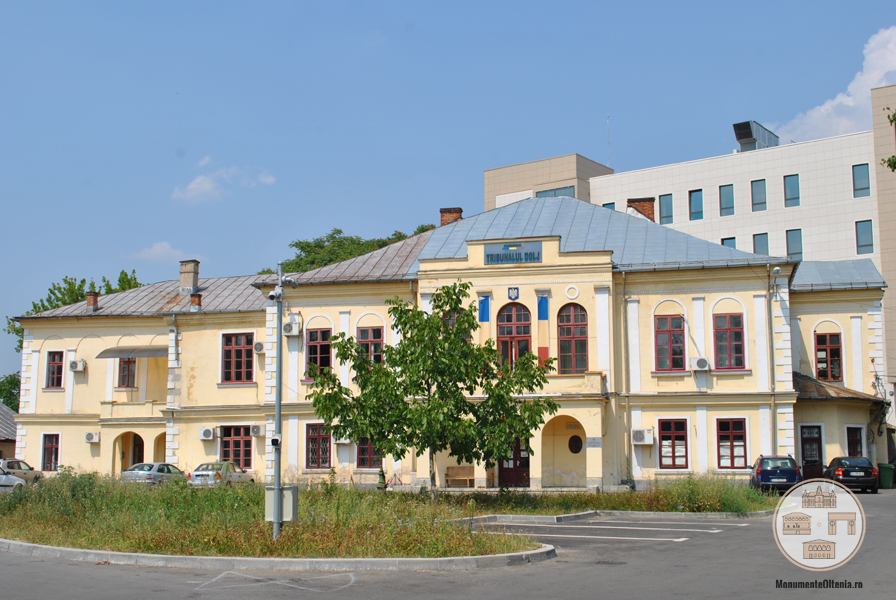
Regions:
[[12, 198, 892, 490]]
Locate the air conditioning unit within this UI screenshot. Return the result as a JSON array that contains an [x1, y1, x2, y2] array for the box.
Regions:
[[168, 326, 177, 335], [282, 316, 302, 337], [199, 427, 216, 441], [250, 424, 264, 437], [253, 341, 265, 354], [69, 359, 86, 372], [690, 357, 711, 371], [85, 431, 100, 443], [632, 428, 654, 445]]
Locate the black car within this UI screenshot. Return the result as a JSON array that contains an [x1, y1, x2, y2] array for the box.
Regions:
[[823, 457, 879, 493], [750, 455, 802, 492]]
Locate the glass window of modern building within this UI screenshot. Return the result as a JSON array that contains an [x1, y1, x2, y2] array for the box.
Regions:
[[856, 220, 874, 255], [536, 186, 575, 198], [753, 233, 769, 255], [721, 237, 736, 249], [784, 175, 800, 207], [751, 180, 767, 212], [786, 229, 803, 261], [852, 164, 870, 198], [659, 194, 673, 224], [602, 202, 615, 211], [719, 184, 734, 217], [689, 189, 703, 221]]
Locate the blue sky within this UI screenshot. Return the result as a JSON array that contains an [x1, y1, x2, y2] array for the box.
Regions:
[[1, 2, 895, 375]]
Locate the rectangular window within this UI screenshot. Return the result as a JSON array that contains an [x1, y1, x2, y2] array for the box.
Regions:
[[45, 351, 64, 389], [357, 327, 383, 363], [856, 220, 873, 255], [717, 419, 747, 468], [220, 425, 252, 469], [119, 357, 136, 388], [357, 437, 382, 469], [222, 333, 253, 383], [659, 419, 688, 469], [306, 424, 331, 469], [784, 174, 800, 207], [815, 333, 842, 382], [751, 179, 766, 212], [659, 194, 673, 224], [688, 189, 703, 221], [721, 237, 736, 249], [846, 427, 864, 457], [558, 304, 588, 374], [535, 185, 575, 198], [719, 184, 735, 216], [655, 316, 685, 371], [306, 329, 332, 377], [786, 229, 803, 261], [602, 202, 615, 211], [714, 314, 744, 370], [753, 233, 769, 255], [42, 434, 59, 471], [852, 164, 870, 198]]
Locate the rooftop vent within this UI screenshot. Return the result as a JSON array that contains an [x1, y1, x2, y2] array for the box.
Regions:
[[733, 121, 779, 152], [440, 207, 463, 227], [179, 260, 200, 295]]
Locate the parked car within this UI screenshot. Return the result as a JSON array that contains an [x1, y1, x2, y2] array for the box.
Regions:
[[750, 455, 802, 492], [187, 462, 254, 487], [0, 459, 41, 485], [0, 466, 26, 494], [823, 457, 879, 493], [120, 462, 186, 485]]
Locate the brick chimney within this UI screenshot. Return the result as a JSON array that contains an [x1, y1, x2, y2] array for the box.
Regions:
[[440, 207, 463, 227], [190, 293, 202, 312], [179, 260, 200, 294], [626, 198, 656, 222], [86, 291, 99, 313]]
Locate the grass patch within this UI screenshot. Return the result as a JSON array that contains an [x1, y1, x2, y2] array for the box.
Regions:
[[0, 470, 533, 559], [444, 475, 778, 515]]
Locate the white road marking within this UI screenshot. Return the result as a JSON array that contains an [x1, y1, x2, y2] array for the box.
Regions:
[[590, 520, 750, 527], [492, 523, 721, 533], [492, 532, 689, 542], [193, 571, 356, 592]]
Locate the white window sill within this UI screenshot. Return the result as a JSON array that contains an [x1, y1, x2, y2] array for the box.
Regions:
[[41, 388, 65, 393], [712, 469, 751, 474], [651, 371, 691, 377], [113, 387, 139, 392], [353, 468, 381, 474], [302, 468, 333, 474], [711, 370, 752, 376], [216, 383, 257, 388], [654, 469, 694, 474]]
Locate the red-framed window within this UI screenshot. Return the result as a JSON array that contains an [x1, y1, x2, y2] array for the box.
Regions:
[[659, 419, 688, 469], [443, 309, 472, 341], [655, 316, 685, 371], [46, 351, 64, 388], [357, 327, 383, 364], [42, 434, 59, 471], [497, 303, 531, 368], [306, 424, 331, 469], [558, 303, 588, 374], [119, 357, 137, 388], [220, 425, 252, 469], [222, 333, 254, 383], [814, 333, 842, 382], [717, 419, 747, 468], [847, 427, 863, 457], [306, 329, 332, 377], [713, 314, 744, 370], [357, 437, 382, 469]]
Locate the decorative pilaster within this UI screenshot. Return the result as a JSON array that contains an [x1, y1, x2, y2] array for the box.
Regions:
[[265, 301, 277, 403]]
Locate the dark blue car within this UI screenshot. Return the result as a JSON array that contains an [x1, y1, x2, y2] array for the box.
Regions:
[[750, 455, 801, 492]]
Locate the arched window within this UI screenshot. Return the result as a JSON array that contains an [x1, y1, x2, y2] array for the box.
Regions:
[[497, 303, 531, 368], [814, 329, 842, 382], [558, 303, 587, 374]]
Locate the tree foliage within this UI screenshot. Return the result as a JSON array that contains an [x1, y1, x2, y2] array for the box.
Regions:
[[4, 270, 142, 353], [309, 281, 558, 499], [263, 224, 437, 275], [883, 107, 896, 173], [0, 372, 20, 413]]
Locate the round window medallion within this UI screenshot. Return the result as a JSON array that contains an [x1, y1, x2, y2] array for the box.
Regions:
[[565, 285, 579, 299], [568, 435, 583, 454]]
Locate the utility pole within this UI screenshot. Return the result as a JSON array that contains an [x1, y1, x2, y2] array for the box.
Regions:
[[271, 261, 296, 541]]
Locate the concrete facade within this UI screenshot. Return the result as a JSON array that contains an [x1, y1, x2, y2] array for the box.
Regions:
[[484, 154, 612, 211]]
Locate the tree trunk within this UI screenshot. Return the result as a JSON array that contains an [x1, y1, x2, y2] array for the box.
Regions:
[[429, 445, 439, 501]]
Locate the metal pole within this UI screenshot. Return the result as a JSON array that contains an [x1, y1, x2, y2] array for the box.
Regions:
[[273, 261, 284, 540]]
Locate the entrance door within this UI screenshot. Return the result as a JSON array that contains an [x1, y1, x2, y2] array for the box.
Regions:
[[800, 426, 823, 479], [499, 439, 530, 488], [132, 434, 145, 466]]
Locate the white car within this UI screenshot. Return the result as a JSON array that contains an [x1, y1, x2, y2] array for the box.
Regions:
[[187, 462, 255, 487], [0, 466, 26, 494]]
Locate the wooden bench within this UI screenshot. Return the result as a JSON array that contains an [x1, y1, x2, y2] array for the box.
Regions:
[[445, 466, 475, 488]]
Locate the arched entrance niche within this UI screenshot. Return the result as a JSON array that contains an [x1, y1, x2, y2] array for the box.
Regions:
[[153, 433, 166, 463], [112, 432, 145, 474], [541, 415, 586, 488]]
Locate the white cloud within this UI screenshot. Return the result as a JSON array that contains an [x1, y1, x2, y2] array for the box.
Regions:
[[171, 174, 221, 202], [133, 241, 204, 264], [196, 155, 212, 167], [258, 170, 276, 185], [171, 165, 275, 201], [773, 26, 896, 142]]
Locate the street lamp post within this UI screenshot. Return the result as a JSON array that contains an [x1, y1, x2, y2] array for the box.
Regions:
[[272, 261, 296, 541]]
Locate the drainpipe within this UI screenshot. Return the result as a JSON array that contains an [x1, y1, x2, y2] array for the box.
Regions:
[[767, 265, 778, 452], [621, 271, 631, 485]]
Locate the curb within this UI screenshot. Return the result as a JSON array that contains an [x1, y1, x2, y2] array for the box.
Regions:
[[0, 538, 556, 572], [461, 508, 774, 524]]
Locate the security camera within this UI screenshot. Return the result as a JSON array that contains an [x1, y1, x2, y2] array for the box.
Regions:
[[271, 433, 282, 447], [268, 286, 283, 301], [772, 267, 782, 276]]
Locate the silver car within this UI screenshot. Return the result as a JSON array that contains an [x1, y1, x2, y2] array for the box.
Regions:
[[0, 459, 41, 485], [187, 462, 255, 487], [121, 462, 186, 485], [0, 466, 26, 494]]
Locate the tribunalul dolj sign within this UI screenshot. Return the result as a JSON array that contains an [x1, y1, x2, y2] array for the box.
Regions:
[[484, 241, 543, 265]]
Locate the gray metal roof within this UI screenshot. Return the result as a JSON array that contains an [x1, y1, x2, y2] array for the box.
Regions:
[[790, 260, 886, 292], [20, 275, 267, 320], [0, 403, 16, 441], [420, 197, 789, 271]]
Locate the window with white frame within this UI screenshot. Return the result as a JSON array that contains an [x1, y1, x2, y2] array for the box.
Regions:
[[717, 418, 747, 468]]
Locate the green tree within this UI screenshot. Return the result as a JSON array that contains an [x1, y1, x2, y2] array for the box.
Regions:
[[0, 372, 20, 413], [883, 107, 896, 173], [309, 281, 557, 500], [4, 270, 142, 353], [263, 224, 437, 274]]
